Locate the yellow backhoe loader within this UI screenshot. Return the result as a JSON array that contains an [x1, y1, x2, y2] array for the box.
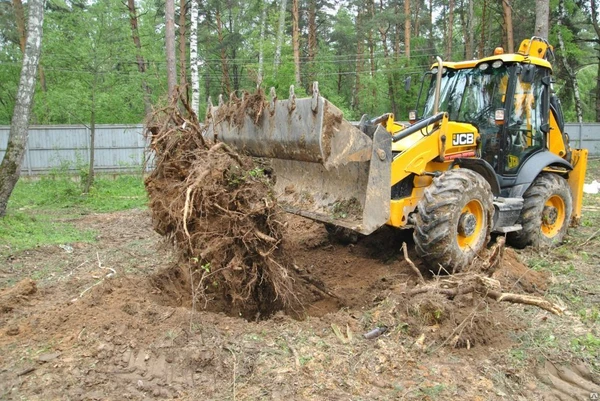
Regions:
[[206, 37, 588, 272]]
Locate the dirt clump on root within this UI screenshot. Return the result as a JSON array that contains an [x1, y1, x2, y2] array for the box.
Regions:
[[210, 89, 267, 129], [145, 92, 303, 320]]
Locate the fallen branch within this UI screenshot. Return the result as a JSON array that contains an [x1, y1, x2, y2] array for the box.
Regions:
[[483, 289, 564, 315], [408, 284, 475, 297]]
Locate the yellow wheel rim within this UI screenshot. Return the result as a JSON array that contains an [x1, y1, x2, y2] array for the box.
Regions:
[[457, 199, 485, 249], [541, 195, 566, 238]]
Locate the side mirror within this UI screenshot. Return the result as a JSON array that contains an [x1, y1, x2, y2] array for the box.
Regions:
[[404, 76, 412, 92]]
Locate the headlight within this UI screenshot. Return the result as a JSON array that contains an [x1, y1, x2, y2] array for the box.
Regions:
[[492, 60, 504, 69], [478, 63, 489, 71], [431, 67, 447, 74]]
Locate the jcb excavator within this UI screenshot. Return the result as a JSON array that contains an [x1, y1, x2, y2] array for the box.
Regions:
[[206, 37, 588, 272]]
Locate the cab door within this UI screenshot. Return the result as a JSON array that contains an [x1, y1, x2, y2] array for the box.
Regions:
[[501, 64, 550, 174]]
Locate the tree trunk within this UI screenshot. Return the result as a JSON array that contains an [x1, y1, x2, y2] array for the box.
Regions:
[[353, 7, 363, 111], [368, 0, 376, 100], [292, 0, 301, 86], [479, 0, 486, 57], [466, 0, 474, 58], [216, 8, 231, 94], [227, 6, 240, 92], [404, 0, 411, 59], [165, 0, 177, 98], [273, 0, 287, 76], [596, 61, 600, 122], [12, 0, 26, 53], [429, 0, 434, 53], [590, 0, 600, 121], [414, 0, 420, 37], [502, 0, 514, 52], [84, 75, 97, 194], [190, 0, 200, 114], [534, 0, 549, 39], [307, 0, 317, 89], [379, 0, 396, 115], [13, 0, 46, 92], [0, 0, 45, 217], [557, 0, 582, 123], [178, 0, 187, 88], [394, 0, 400, 59], [460, 0, 466, 58], [127, 0, 152, 117], [445, 0, 454, 59], [257, 1, 266, 87]]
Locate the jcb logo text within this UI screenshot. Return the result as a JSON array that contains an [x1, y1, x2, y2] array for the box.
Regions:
[[452, 133, 475, 146]]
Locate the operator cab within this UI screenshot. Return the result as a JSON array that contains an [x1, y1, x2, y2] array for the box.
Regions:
[[414, 38, 561, 191]]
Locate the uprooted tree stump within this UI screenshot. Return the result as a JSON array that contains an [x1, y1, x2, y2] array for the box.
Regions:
[[144, 90, 304, 320]]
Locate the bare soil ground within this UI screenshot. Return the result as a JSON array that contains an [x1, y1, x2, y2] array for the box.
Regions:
[[1, 208, 597, 400]]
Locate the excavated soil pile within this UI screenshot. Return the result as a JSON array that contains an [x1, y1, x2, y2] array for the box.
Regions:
[[144, 93, 301, 320]]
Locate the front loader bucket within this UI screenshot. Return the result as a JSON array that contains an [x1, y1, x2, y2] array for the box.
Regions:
[[206, 84, 392, 235]]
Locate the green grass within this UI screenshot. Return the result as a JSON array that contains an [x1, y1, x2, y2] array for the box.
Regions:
[[0, 211, 97, 255], [8, 174, 148, 212], [571, 333, 600, 359], [586, 157, 600, 181], [0, 174, 148, 256]]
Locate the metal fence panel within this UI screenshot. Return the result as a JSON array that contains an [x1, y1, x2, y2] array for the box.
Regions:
[[0, 123, 598, 176], [0, 124, 147, 175], [564, 123, 600, 155]]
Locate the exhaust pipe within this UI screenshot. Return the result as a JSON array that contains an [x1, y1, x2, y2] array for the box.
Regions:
[[433, 56, 444, 115]]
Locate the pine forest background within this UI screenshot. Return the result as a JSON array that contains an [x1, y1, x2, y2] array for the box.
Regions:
[[1, 0, 600, 127]]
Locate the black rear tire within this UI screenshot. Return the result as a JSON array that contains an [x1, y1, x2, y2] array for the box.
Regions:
[[507, 173, 572, 249], [413, 169, 493, 273]]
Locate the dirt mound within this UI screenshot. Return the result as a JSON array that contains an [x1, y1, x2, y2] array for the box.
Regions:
[[405, 292, 515, 349], [144, 92, 303, 320], [0, 278, 36, 314], [493, 248, 549, 293]]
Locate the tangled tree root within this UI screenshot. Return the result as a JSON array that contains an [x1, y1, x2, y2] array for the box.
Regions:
[[403, 237, 564, 315], [144, 90, 302, 320]]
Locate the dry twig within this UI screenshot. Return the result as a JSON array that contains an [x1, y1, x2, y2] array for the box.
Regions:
[[401, 242, 425, 285]]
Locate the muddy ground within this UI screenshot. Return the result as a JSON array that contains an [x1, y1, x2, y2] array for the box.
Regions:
[[0, 208, 598, 400]]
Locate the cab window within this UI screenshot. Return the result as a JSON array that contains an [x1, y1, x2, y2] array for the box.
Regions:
[[503, 66, 546, 173]]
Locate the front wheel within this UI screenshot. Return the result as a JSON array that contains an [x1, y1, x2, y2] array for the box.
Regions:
[[413, 169, 493, 273], [507, 173, 573, 249]]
